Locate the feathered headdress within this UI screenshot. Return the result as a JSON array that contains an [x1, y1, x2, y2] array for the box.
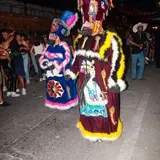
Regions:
[[50, 11, 78, 39], [61, 11, 78, 30]]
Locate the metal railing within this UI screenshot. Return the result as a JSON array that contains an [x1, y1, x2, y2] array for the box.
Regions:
[[0, 3, 61, 19]]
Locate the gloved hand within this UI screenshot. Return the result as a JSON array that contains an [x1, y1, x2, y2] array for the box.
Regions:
[[110, 84, 120, 93], [64, 75, 71, 81], [40, 59, 49, 70]]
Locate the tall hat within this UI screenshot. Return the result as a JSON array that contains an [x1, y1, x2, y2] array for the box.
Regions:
[[50, 11, 78, 39], [77, 0, 114, 35]]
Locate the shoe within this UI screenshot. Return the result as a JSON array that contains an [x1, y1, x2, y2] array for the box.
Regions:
[[0, 101, 11, 107], [16, 89, 20, 93], [22, 88, 26, 95], [40, 78, 43, 82], [11, 92, 20, 97], [7, 92, 12, 97], [3, 86, 7, 92], [26, 80, 30, 85]]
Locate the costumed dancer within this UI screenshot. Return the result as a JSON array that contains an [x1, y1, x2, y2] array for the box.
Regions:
[[65, 0, 126, 141], [39, 11, 79, 110]]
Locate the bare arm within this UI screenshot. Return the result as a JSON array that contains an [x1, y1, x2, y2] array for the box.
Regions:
[[30, 46, 34, 55], [41, 43, 45, 51], [128, 39, 141, 48], [0, 47, 6, 52], [144, 40, 149, 56]]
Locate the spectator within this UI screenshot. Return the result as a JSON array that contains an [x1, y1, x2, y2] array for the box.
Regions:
[[9, 31, 26, 95], [129, 22, 149, 80], [20, 34, 30, 84], [0, 28, 19, 97], [155, 31, 160, 68], [149, 34, 155, 61], [30, 38, 45, 81]]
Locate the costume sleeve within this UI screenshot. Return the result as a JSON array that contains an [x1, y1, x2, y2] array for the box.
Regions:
[[39, 46, 49, 70], [107, 35, 126, 92], [53, 42, 70, 72], [65, 55, 81, 80]]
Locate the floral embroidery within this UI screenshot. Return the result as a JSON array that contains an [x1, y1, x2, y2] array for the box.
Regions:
[[47, 80, 64, 98]]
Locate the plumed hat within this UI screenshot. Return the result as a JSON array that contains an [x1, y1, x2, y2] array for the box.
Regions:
[[50, 11, 78, 39]]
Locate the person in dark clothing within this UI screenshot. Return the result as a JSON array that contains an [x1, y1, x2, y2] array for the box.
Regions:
[[20, 35, 30, 84], [129, 22, 148, 80], [155, 31, 160, 68], [9, 31, 26, 95], [0, 29, 12, 106], [0, 29, 20, 97]]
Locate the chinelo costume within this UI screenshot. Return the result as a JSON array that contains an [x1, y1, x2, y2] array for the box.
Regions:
[[39, 11, 79, 110], [65, 0, 126, 141]]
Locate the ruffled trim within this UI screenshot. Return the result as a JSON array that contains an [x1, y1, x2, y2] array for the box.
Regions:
[[45, 96, 79, 110], [76, 119, 123, 142], [74, 49, 108, 62], [65, 69, 77, 80]]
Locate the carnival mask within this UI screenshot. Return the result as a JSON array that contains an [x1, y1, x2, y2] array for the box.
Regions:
[[51, 19, 60, 32]]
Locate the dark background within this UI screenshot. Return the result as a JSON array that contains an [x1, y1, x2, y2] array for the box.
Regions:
[[17, 0, 158, 11], [18, 0, 77, 10]]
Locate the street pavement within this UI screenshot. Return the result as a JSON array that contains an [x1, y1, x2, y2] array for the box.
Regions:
[[0, 64, 160, 160]]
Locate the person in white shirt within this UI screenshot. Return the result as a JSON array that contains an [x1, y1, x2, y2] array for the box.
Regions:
[[30, 39, 45, 81]]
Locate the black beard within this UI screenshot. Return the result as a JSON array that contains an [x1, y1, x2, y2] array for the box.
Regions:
[[78, 28, 92, 36], [48, 40, 56, 45]]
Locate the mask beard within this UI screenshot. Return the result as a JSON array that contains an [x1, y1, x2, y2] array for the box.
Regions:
[[48, 40, 55, 45], [78, 28, 92, 36]]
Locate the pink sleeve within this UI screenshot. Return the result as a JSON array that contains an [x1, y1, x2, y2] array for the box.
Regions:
[[53, 42, 71, 71], [39, 46, 48, 62]]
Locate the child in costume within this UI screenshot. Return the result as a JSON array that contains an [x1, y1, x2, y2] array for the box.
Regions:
[[39, 11, 78, 110], [65, 0, 126, 141]]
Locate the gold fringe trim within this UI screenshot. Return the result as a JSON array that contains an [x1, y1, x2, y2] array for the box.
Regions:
[[77, 119, 123, 141]]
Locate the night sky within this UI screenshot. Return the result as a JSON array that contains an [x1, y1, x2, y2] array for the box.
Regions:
[[18, 0, 158, 12], [18, 0, 160, 20]]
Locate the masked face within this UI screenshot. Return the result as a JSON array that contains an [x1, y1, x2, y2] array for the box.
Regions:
[[49, 33, 57, 41], [51, 21, 59, 32], [48, 33, 56, 45]]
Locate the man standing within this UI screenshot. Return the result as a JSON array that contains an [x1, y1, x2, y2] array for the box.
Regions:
[[129, 22, 148, 80]]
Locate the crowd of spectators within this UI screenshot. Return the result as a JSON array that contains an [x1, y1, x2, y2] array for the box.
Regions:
[[0, 27, 48, 107]]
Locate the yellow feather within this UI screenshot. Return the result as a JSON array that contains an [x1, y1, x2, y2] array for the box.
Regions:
[[73, 34, 82, 49], [99, 31, 125, 79], [77, 119, 123, 140]]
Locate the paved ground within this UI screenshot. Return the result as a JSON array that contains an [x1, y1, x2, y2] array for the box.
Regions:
[[0, 64, 160, 160]]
